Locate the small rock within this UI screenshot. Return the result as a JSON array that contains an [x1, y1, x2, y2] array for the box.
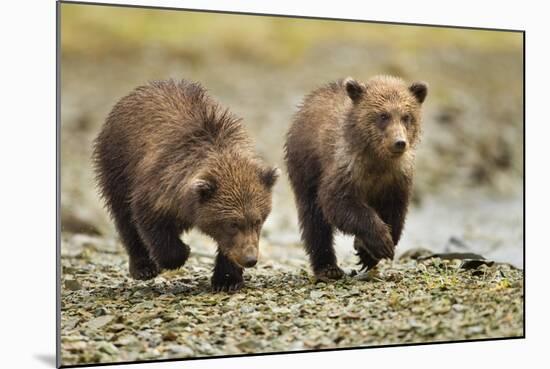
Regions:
[[162, 331, 178, 341], [167, 344, 194, 356], [240, 305, 255, 313], [65, 341, 87, 352], [199, 342, 214, 354], [62, 317, 80, 330], [63, 335, 87, 342], [433, 303, 451, 314], [97, 342, 119, 355], [271, 307, 291, 314], [64, 278, 82, 291], [452, 304, 466, 312], [115, 334, 138, 346], [107, 323, 126, 333], [94, 307, 109, 316], [408, 318, 423, 328], [310, 290, 326, 299], [133, 301, 155, 310], [150, 318, 163, 326], [86, 315, 114, 330], [289, 341, 305, 350], [384, 272, 403, 282], [161, 312, 178, 322], [236, 339, 262, 352], [346, 288, 361, 297], [467, 326, 485, 335]]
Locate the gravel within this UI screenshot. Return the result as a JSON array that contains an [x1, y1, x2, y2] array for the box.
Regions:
[[60, 235, 523, 366]]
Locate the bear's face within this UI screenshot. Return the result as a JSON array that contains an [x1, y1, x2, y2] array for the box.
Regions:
[[205, 212, 264, 268], [191, 155, 279, 268], [344, 76, 427, 161]]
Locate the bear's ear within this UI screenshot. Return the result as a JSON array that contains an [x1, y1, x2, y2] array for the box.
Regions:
[[260, 167, 280, 189], [344, 77, 365, 102], [191, 178, 217, 202], [409, 81, 428, 104]]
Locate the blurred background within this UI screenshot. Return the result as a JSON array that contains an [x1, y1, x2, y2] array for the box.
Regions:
[[60, 3, 524, 268]]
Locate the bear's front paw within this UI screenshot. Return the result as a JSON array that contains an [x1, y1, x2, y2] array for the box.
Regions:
[[129, 257, 160, 280], [354, 241, 380, 271], [211, 272, 244, 293], [314, 264, 345, 282], [360, 225, 394, 261], [156, 243, 191, 270]]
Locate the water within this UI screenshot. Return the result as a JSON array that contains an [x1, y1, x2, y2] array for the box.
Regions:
[[329, 191, 524, 268]]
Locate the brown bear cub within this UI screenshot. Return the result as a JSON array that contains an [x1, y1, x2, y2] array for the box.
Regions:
[[285, 76, 428, 281], [93, 79, 279, 292]]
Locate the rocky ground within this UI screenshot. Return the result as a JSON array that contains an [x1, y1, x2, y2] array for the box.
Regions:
[[60, 233, 523, 366]]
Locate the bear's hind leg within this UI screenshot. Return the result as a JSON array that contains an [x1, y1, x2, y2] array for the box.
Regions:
[[111, 206, 159, 280], [211, 252, 244, 292], [297, 189, 344, 281]]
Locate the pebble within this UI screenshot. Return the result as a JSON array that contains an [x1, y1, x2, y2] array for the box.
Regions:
[[115, 334, 138, 346], [86, 315, 114, 330], [64, 278, 82, 291], [60, 240, 524, 366], [97, 342, 119, 355], [166, 344, 194, 357]]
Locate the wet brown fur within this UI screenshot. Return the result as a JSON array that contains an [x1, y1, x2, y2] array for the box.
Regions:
[[93, 79, 278, 291], [284, 76, 428, 280]]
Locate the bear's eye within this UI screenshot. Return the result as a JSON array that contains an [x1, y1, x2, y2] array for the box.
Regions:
[[253, 219, 262, 228], [402, 114, 412, 125], [377, 113, 391, 128], [380, 113, 391, 121], [227, 221, 240, 233]]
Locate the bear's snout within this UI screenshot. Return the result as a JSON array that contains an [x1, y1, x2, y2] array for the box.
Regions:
[[241, 254, 258, 268], [391, 139, 407, 154], [237, 244, 259, 268], [384, 121, 409, 156]]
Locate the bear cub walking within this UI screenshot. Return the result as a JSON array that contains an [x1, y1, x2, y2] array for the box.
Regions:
[[285, 76, 428, 281], [93, 79, 279, 292]]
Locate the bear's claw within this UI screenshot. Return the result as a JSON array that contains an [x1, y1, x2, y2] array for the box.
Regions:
[[211, 270, 245, 293], [212, 280, 244, 293], [314, 264, 345, 282]]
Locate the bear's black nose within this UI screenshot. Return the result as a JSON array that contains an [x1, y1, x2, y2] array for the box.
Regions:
[[242, 256, 258, 268], [393, 140, 407, 152]]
